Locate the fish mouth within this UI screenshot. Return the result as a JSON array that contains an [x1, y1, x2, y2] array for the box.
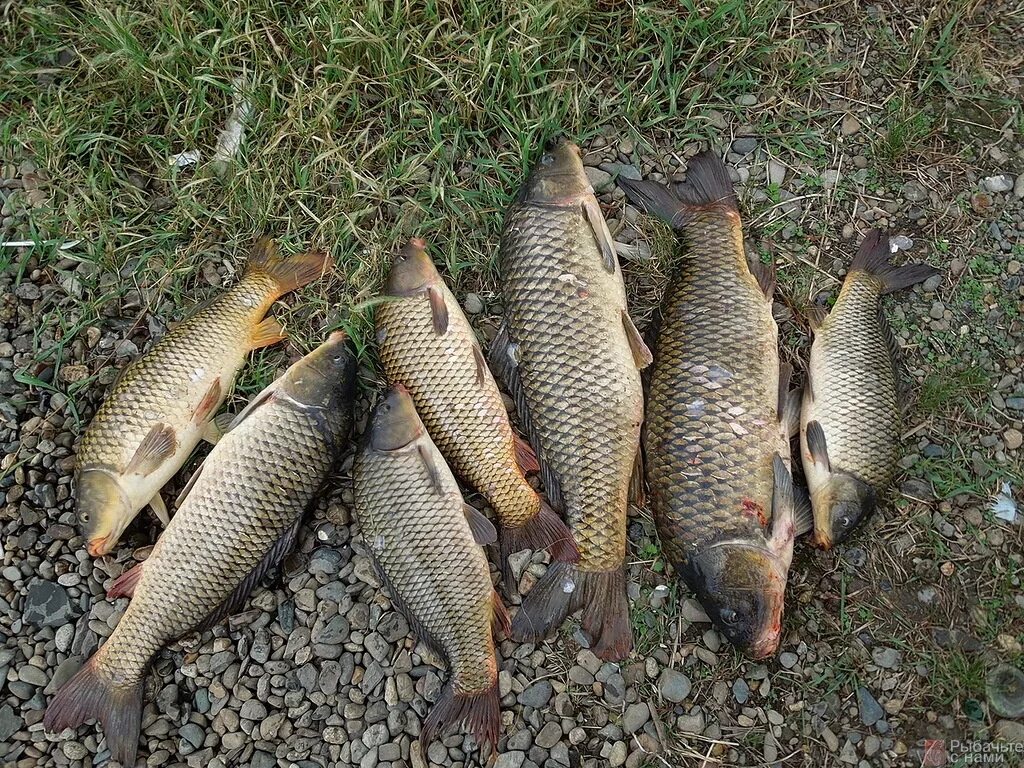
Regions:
[[813, 529, 834, 550], [748, 627, 782, 659], [87, 536, 112, 557]]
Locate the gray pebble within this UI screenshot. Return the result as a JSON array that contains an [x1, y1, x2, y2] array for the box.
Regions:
[[658, 668, 691, 703], [857, 686, 885, 726], [732, 678, 750, 704], [519, 680, 552, 708], [622, 702, 650, 733], [778, 652, 799, 669], [22, 579, 72, 627]]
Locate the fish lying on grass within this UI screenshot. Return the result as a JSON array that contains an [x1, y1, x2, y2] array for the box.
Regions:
[[801, 229, 939, 547], [45, 332, 356, 764], [620, 151, 798, 658], [375, 237, 578, 591], [492, 137, 650, 660], [354, 385, 507, 755], [75, 237, 331, 556]]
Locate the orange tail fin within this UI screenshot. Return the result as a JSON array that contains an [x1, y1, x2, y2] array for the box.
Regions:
[[245, 237, 331, 296], [419, 678, 500, 759], [498, 498, 579, 593], [511, 560, 632, 661], [43, 654, 144, 765]]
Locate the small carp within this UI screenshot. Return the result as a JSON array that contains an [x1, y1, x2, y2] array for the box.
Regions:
[[620, 152, 799, 658], [376, 238, 578, 589], [354, 385, 507, 755], [75, 237, 330, 556], [492, 137, 651, 660], [801, 229, 938, 547], [45, 332, 356, 765]]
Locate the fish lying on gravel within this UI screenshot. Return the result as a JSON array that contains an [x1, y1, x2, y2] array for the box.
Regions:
[[354, 385, 507, 755], [75, 237, 331, 556], [492, 137, 650, 660], [375, 238, 578, 590], [44, 332, 356, 765], [620, 152, 798, 658], [801, 229, 938, 548]]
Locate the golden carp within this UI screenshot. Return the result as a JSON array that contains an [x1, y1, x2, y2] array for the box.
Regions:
[[45, 332, 356, 764], [75, 238, 330, 556], [801, 229, 938, 547], [375, 238, 577, 590], [620, 152, 798, 658], [493, 137, 650, 660], [354, 385, 506, 755]]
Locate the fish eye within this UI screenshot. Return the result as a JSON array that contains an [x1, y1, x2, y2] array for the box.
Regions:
[[720, 608, 739, 625], [541, 153, 555, 166], [840, 515, 851, 528], [80, 512, 90, 523]]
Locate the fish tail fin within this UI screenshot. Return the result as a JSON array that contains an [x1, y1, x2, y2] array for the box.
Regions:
[[511, 560, 633, 661], [420, 678, 500, 757], [619, 151, 737, 229], [675, 151, 739, 210], [850, 229, 940, 295], [578, 566, 633, 661], [245, 236, 331, 296], [498, 498, 579, 590], [43, 654, 143, 766]]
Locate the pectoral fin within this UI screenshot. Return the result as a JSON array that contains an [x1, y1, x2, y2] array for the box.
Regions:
[[124, 423, 177, 476], [777, 363, 801, 438], [621, 310, 653, 369], [805, 420, 830, 470], [107, 562, 145, 599], [149, 494, 170, 526], [793, 486, 814, 537], [417, 443, 443, 494], [464, 504, 497, 546], [582, 196, 616, 273], [427, 286, 449, 336]]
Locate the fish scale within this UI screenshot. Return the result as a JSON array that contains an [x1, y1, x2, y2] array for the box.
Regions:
[[354, 386, 502, 753], [78, 275, 277, 471], [501, 204, 641, 571], [355, 443, 496, 695], [376, 284, 538, 529], [805, 275, 899, 489], [44, 334, 355, 765], [97, 402, 330, 677], [646, 210, 783, 566]]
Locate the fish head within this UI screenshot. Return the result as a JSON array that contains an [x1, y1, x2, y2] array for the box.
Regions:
[[368, 384, 425, 451], [279, 330, 355, 410], [76, 469, 133, 556], [517, 136, 592, 204], [812, 472, 876, 549], [384, 238, 440, 296], [687, 540, 788, 658]]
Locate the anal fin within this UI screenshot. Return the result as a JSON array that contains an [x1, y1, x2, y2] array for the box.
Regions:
[[513, 433, 540, 474], [250, 317, 287, 350], [124, 423, 177, 476]]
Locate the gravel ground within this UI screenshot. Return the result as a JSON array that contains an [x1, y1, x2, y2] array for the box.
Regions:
[[3, 11, 1024, 768]]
